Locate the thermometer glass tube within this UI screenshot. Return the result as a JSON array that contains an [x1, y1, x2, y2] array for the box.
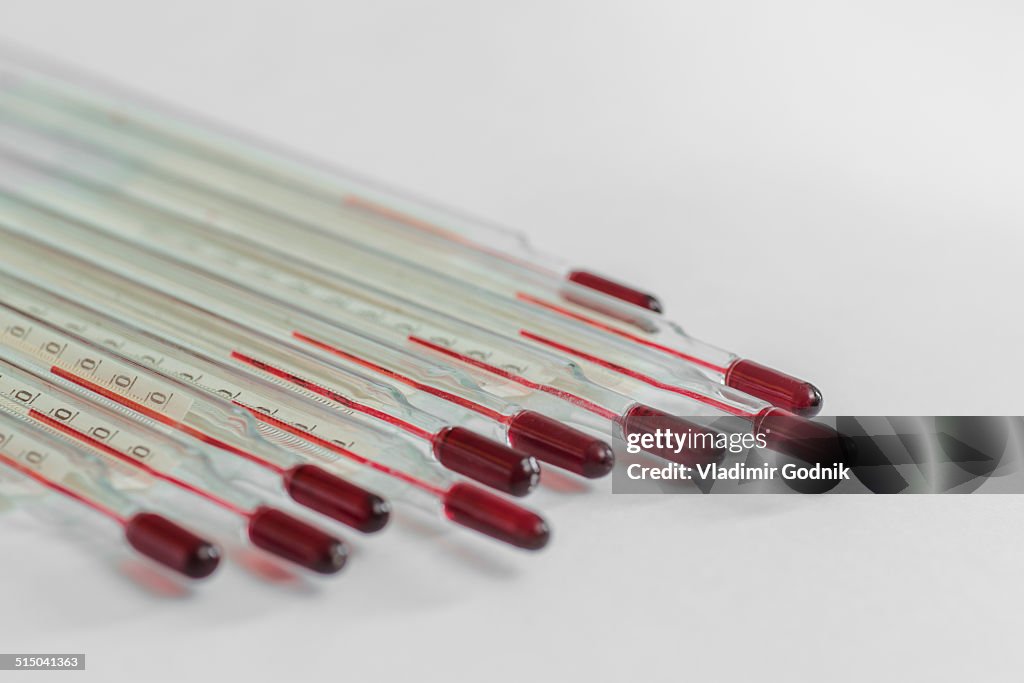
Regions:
[[0, 407, 221, 578]]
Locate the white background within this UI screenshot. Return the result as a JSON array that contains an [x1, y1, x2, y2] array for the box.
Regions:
[[0, 2, 1022, 681]]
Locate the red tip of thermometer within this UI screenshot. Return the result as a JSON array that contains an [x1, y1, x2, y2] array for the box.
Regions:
[[507, 410, 615, 478], [432, 427, 540, 497], [124, 513, 221, 579], [725, 360, 823, 417], [247, 507, 348, 574], [443, 483, 550, 550], [567, 271, 663, 313], [619, 404, 727, 466], [284, 464, 391, 534]]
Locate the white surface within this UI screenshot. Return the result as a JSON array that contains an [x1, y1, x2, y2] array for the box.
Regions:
[[0, 2, 1022, 681]]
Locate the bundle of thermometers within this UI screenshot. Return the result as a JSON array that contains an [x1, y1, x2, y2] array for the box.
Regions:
[[0, 48, 849, 582]]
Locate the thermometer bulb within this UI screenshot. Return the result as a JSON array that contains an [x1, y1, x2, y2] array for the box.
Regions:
[[725, 360, 823, 417], [619, 404, 727, 466], [507, 410, 615, 479], [284, 464, 391, 534], [567, 271, 663, 313], [124, 513, 221, 579], [247, 506, 348, 575], [432, 427, 540, 497]]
